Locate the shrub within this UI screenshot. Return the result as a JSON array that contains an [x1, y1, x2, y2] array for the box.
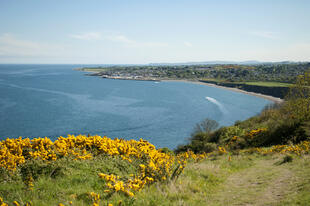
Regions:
[[281, 155, 293, 164], [218, 126, 246, 144], [191, 118, 219, 137]]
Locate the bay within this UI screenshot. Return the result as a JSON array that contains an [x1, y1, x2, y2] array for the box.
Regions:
[[0, 64, 271, 149]]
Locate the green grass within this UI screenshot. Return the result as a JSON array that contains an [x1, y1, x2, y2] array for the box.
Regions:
[[134, 154, 310, 206], [242, 81, 293, 87], [0, 155, 141, 205], [1, 154, 309, 205]]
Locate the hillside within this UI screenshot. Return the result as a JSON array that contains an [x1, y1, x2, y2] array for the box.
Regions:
[[136, 153, 310, 206], [0, 136, 309, 206]]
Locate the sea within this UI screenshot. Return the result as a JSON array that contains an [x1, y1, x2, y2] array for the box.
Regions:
[[0, 64, 272, 149]]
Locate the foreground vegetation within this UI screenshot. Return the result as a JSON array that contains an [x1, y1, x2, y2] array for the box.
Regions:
[[1, 137, 309, 205], [0, 135, 205, 205], [136, 153, 310, 206]]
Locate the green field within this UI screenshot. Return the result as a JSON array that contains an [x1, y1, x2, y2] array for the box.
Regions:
[[242, 81, 293, 87]]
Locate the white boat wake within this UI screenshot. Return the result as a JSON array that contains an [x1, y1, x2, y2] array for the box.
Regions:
[[205, 96, 228, 114]]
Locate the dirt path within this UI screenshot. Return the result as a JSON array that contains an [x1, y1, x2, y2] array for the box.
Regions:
[[210, 158, 295, 206]]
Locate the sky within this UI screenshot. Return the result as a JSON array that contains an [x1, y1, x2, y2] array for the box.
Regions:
[[0, 0, 309, 64]]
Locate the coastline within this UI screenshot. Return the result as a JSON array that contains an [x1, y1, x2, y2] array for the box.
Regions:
[[163, 79, 284, 104], [79, 69, 284, 104]]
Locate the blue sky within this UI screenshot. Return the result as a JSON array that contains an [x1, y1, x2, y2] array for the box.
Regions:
[[0, 0, 309, 64]]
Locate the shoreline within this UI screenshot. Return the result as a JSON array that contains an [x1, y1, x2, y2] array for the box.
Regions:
[[163, 79, 284, 104], [79, 70, 284, 104]]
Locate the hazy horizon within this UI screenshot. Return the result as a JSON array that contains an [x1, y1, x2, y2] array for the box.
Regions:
[[0, 0, 309, 64], [0, 60, 309, 66]]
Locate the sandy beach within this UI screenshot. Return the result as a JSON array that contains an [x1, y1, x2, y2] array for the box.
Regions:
[[164, 79, 284, 104]]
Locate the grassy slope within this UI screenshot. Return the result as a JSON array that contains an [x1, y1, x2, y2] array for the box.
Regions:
[[0, 156, 140, 206], [1, 154, 309, 205], [136, 154, 310, 206]]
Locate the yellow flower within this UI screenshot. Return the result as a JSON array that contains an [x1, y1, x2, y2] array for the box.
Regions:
[[126, 190, 135, 197], [13, 201, 20, 206]]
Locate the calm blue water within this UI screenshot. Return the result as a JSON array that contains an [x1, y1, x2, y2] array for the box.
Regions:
[[0, 64, 271, 149]]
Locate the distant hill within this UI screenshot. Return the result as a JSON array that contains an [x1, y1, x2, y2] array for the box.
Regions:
[[149, 60, 306, 66]]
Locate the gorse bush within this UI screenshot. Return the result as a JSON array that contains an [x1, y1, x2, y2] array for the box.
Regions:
[[0, 135, 206, 205], [240, 140, 310, 156]]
